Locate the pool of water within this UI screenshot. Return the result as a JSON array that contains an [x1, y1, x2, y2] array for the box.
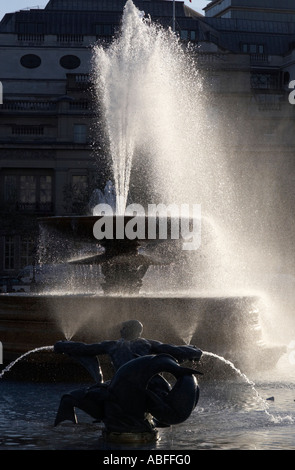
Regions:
[[1, 354, 295, 451]]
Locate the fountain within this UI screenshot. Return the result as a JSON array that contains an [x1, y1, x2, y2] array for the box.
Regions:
[[0, 0, 286, 382]]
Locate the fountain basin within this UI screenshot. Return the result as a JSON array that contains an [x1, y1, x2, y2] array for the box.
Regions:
[[0, 293, 285, 379]]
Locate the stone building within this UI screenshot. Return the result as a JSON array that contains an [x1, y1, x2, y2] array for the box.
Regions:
[[0, 0, 294, 280]]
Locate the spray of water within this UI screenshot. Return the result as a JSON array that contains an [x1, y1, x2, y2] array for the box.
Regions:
[[93, 2, 149, 214], [0, 346, 54, 380]]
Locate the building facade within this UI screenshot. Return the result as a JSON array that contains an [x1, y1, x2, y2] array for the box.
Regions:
[[0, 0, 295, 280], [0, 0, 204, 279]]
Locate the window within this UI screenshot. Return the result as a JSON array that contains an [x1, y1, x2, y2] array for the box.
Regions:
[[68, 174, 89, 213], [251, 73, 279, 90], [3, 171, 53, 212], [72, 175, 88, 199], [73, 124, 87, 143], [40, 175, 52, 204], [20, 237, 35, 268], [20, 175, 37, 205], [242, 44, 265, 54], [180, 30, 197, 42], [4, 175, 17, 203], [4, 236, 15, 271], [283, 71, 290, 86]]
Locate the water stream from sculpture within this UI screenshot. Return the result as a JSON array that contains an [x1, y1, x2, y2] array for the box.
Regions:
[[0, 346, 54, 380], [203, 351, 292, 424]]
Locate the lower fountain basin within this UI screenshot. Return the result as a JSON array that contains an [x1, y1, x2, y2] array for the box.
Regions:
[[0, 293, 285, 380]]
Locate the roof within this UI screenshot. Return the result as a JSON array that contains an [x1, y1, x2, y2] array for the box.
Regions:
[[204, 0, 295, 13], [199, 17, 295, 54], [0, 0, 195, 34], [44, 0, 186, 14], [202, 17, 295, 34], [0, 0, 294, 56]]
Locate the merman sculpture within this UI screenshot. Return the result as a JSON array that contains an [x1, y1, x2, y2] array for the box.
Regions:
[[54, 320, 202, 442]]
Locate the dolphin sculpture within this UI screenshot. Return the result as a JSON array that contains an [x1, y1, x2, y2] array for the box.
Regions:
[[54, 353, 202, 434], [103, 354, 201, 433]]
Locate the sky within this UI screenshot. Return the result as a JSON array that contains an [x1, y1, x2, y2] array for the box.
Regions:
[[0, 0, 209, 21]]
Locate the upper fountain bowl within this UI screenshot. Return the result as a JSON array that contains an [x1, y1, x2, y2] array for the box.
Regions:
[[39, 214, 193, 245], [38, 214, 191, 262]]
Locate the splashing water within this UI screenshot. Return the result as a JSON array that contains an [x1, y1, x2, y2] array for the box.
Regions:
[[203, 351, 293, 424], [92, 0, 209, 215], [0, 346, 54, 380]]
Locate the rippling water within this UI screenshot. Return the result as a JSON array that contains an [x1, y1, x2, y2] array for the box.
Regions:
[[1, 355, 295, 451]]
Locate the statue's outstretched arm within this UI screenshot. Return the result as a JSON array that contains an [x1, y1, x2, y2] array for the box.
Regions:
[[54, 340, 115, 357]]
